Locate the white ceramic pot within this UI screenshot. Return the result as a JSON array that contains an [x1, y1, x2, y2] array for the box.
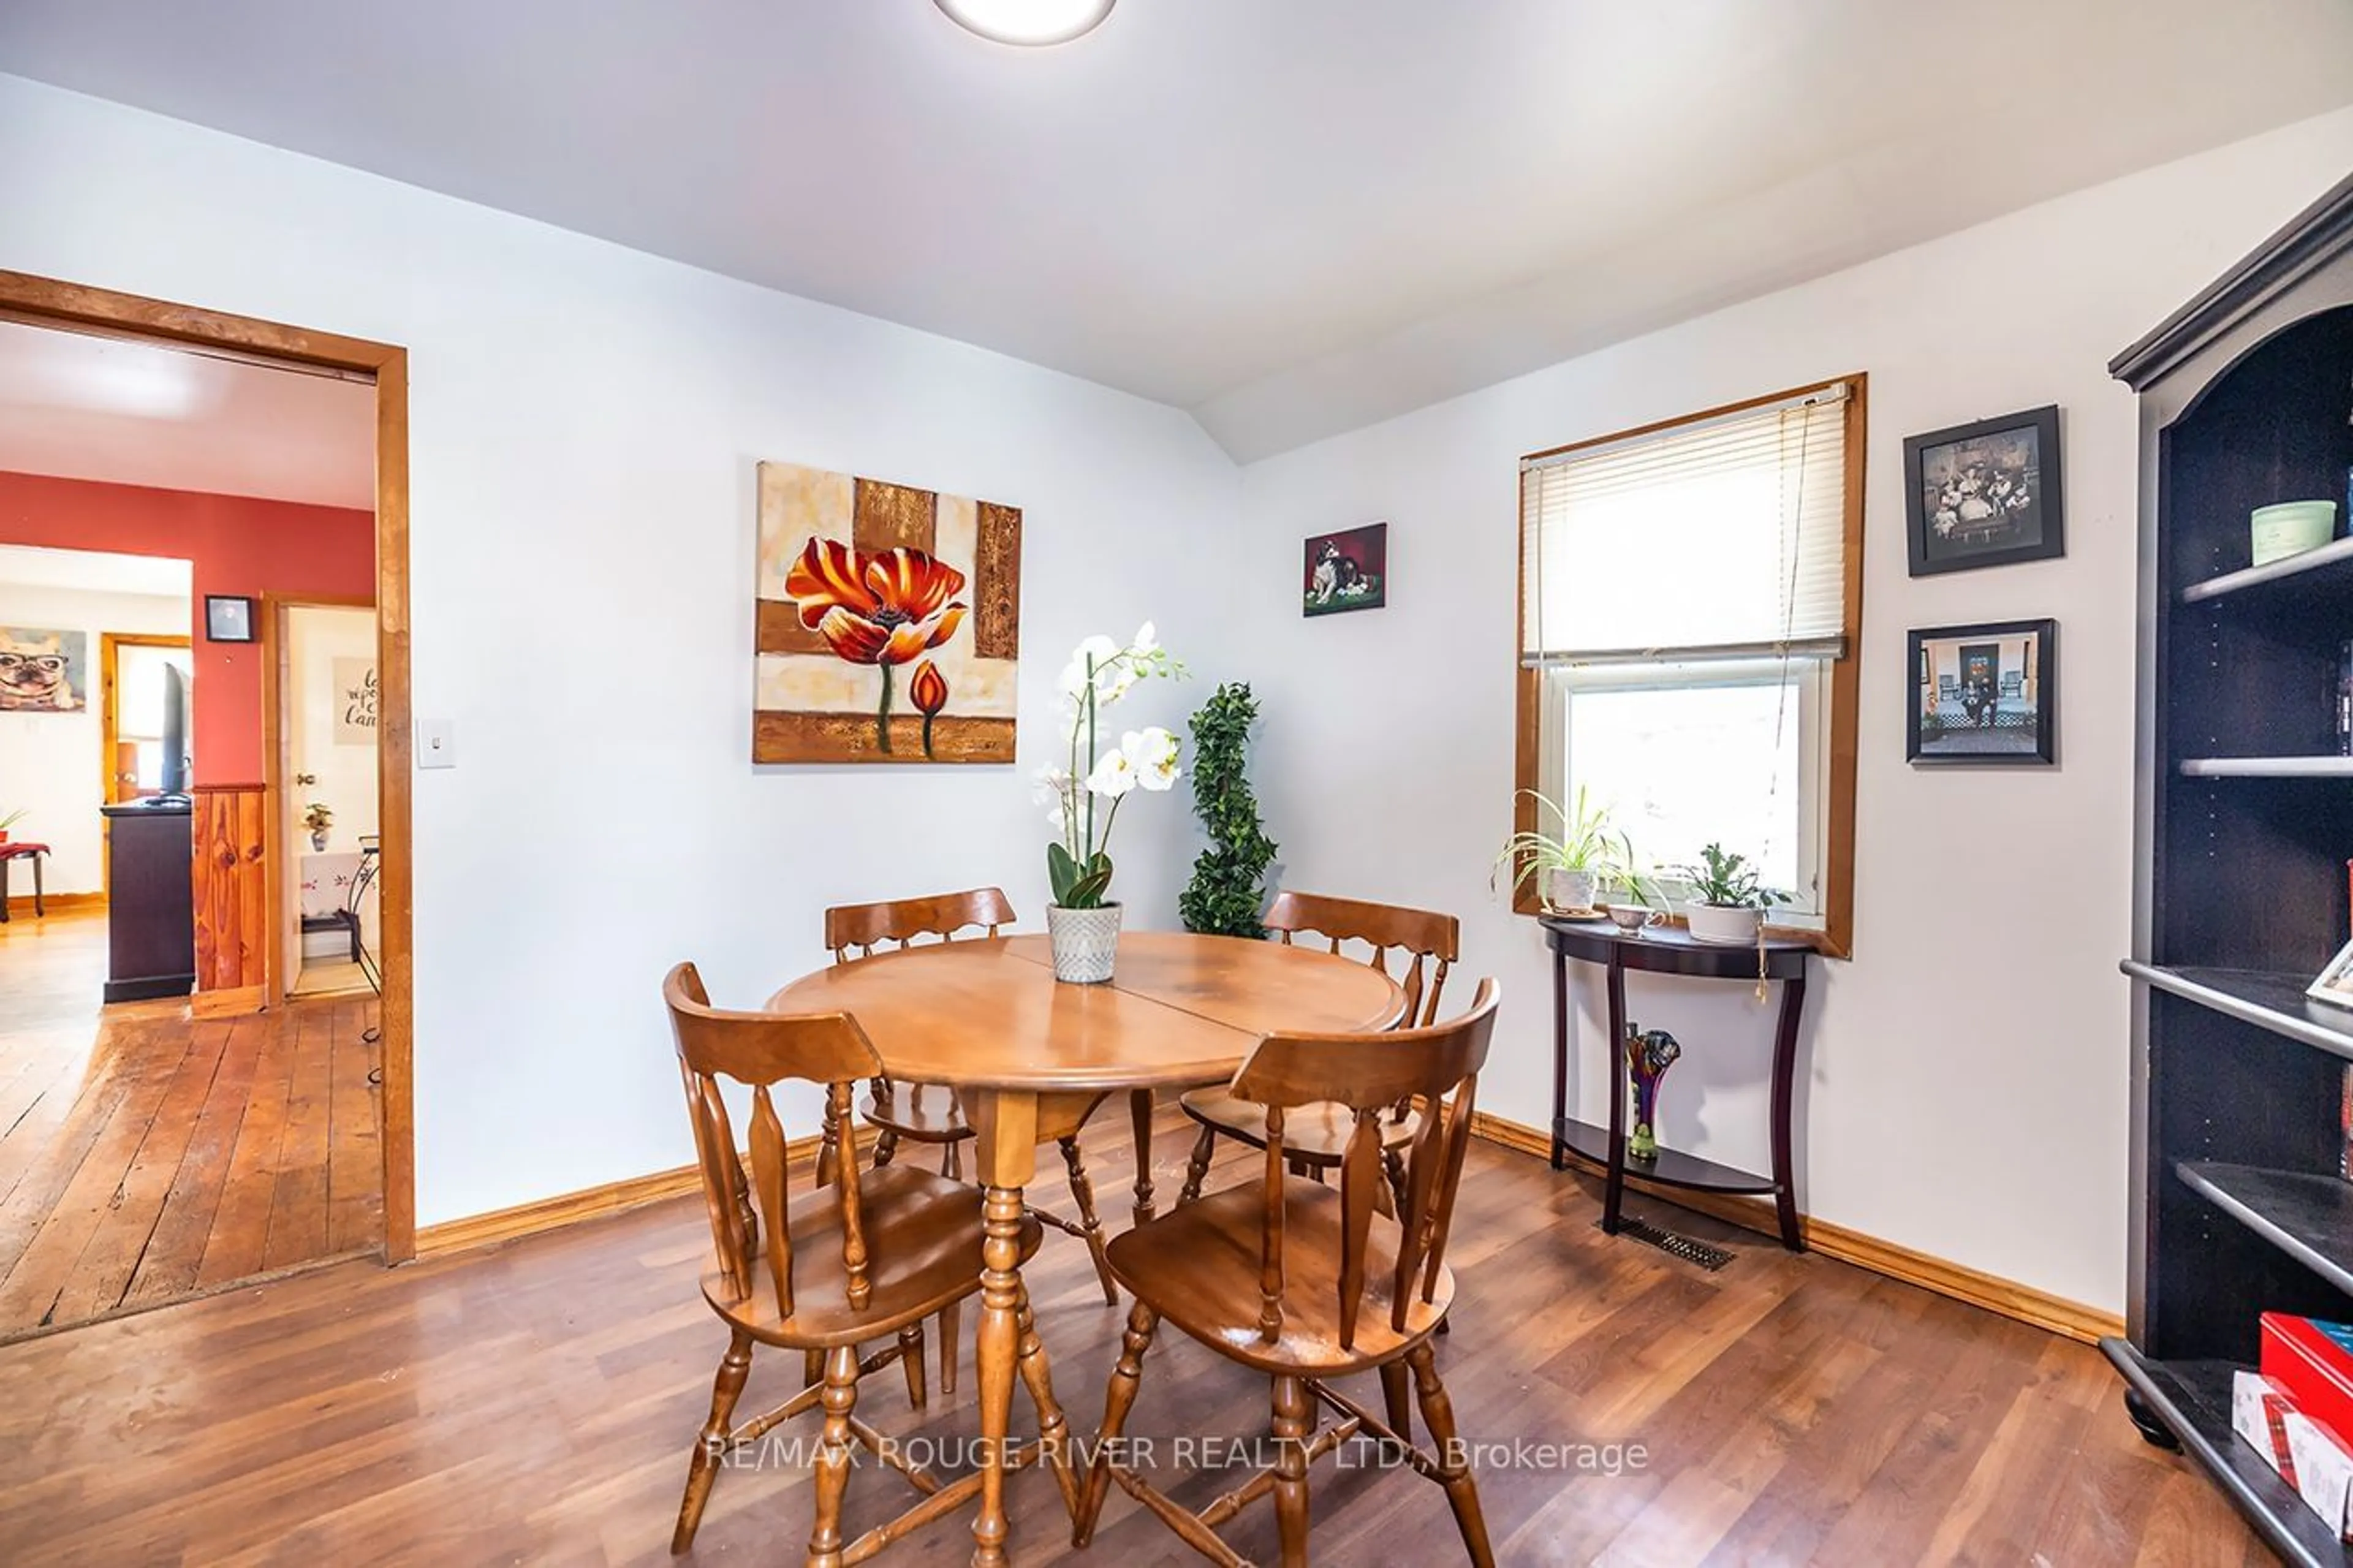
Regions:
[[1684, 902, 1764, 945], [1047, 902, 1123, 984], [1545, 868, 1601, 913]]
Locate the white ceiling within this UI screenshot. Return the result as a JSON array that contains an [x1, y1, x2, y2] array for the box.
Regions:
[[4, 1, 2351, 460], [0, 542, 191, 598], [0, 321, 376, 509]]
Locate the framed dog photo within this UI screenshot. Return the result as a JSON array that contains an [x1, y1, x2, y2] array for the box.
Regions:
[[1303, 523, 1387, 617], [1904, 406, 2063, 577], [1908, 618, 2057, 766], [205, 594, 257, 644]]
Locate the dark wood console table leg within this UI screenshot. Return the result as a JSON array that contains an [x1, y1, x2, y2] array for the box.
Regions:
[[1549, 945, 1569, 1170], [1601, 950, 1629, 1236], [1768, 973, 1807, 1252]]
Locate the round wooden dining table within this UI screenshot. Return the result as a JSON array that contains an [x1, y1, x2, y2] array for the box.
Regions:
[[768, 930, 1402, 1567]]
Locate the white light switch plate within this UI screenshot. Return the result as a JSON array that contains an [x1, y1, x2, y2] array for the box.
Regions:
[[417, 717, 457, 769]]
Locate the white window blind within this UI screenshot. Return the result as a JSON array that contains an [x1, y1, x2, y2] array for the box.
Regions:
[[1521, 384, 1852, 665]]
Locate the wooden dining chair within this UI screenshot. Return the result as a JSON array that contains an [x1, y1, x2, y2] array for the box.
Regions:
[[827, 890, 1128, 1325], [1074, 980, 1502, 1567], [662, 962, 1056, 1564], [1176, 891, 1460, 1213]]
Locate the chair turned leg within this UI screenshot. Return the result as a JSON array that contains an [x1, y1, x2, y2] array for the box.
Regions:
[[816, 1118, 841, 1189], [899, 1321, 927, 1409], [672, 1327, 752, 1555], [804, 1349, 824, 1388], [1384, 1148, 1411, 1218], [873, 1127, 898, 1168], [1178, 1122, 1218, 1206], [1013, 1280, 1082, 1524], [1129, 1088, 1158, 1225], [1407, 1341, 1493, 1568], [806, 1343, 862, 1568], [1379, 1360, 1415, 1445], [1059, 1135, 1120, 1306], [944, 1137, 964, 1182], [1075, 1298, 1161, 1545], [1271, 1374, 1314, 1568], [938, 1299, 960, 1397]]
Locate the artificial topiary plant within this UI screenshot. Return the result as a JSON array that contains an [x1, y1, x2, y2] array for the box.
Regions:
[[1179, 682, 1278, 939]]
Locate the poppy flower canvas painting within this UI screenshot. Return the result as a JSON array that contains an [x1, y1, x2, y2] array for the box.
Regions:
[[754, 460, 1021, 763]]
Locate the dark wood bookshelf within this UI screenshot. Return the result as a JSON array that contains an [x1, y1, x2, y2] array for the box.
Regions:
[[2114, 172, 2353, 1558]]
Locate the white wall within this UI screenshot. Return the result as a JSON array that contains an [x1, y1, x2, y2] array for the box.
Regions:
[[0, 74, 1243, 1225], [1233, 108, 2353, 1315], [0, 578, 188, 893]]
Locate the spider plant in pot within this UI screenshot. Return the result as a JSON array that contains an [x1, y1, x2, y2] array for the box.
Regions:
[[0, 806, 24, 846], [1677, 842, 1784, 945], [1036, 624, 1184, 983], [1493, 787, 1631, 914]]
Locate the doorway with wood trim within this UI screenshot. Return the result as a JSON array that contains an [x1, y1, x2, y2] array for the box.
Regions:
[[266, 598, 381, 1002], [0, 270, 417, 1344], [99, 632, 194, 811]]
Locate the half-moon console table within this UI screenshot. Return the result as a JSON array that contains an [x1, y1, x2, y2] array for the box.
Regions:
[[1542, 917, 1814, 1252]]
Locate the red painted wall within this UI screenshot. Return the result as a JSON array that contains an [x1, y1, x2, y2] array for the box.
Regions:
[[0, 471, 374, 782]]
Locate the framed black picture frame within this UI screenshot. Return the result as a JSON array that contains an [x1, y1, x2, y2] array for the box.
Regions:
[[1302, 521, 1387, 616], [204, 594, 257, 644], [1907, 618, 2057, 766], [1903, 404, 2064, 577]]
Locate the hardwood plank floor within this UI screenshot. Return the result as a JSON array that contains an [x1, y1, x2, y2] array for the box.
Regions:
[[0, 907, 382, 1341], [0, 1100, 2265, 1566]]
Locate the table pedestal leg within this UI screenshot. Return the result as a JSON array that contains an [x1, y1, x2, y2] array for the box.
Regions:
[[969, 1090, 1039, 1568]]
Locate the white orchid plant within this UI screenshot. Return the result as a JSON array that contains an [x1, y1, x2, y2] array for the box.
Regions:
[[1038, 624, 1185, 909]]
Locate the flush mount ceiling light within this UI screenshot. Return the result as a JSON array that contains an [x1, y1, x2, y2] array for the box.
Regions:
[[933, 0, 1116, 46]]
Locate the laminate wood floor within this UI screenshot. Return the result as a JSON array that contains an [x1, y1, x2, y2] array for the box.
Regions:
[[0, 907, 381, 1343], [0, 1099, 2263, 1566]]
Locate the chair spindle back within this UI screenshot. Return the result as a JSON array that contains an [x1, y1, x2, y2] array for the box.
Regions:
[[1264, 890, 1460, 1029], [825, 887, 1017, 964], [664, 962, 885, 1321], [1230, 979, 1499, 1350]]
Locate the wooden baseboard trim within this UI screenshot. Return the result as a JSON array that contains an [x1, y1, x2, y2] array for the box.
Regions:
[[3, 891, 104, 917], [1469, 1111, 2123, 1346], [191, 984, 267, 1019], [415, 1127, 879, 1259]]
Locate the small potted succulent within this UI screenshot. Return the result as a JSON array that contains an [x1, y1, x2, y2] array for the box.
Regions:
[[1495, 787, 1633, 914], [302, 801, 333, 852], [1677, 842, 1783, 945]]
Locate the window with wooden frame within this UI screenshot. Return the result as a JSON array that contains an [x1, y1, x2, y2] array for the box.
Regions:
[[1514, 375, 1865, 956]]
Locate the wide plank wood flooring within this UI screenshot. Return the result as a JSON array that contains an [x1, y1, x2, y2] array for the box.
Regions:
[[0, 1100, 2263, 1566], [0, 906, 381, 1342]]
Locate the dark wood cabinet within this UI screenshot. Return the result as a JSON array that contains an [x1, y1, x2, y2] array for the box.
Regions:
[[2109, 173, 2353, 1567], [100, 801, 194, 1003]]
